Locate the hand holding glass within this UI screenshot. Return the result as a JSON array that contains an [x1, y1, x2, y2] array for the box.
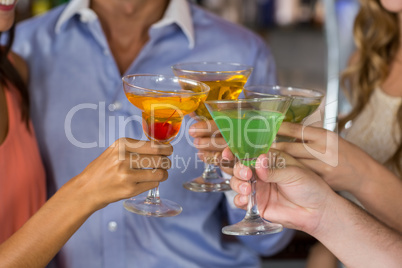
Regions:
[[205, 96, 292, 235]]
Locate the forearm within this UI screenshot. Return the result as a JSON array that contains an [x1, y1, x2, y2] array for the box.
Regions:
[[311, 194, 402, 268], [0, 180, 96, 268], [351, 161, 402, 233]]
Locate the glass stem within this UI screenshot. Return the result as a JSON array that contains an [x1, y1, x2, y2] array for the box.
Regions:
[[244, 165, 261, 221], [202, 163, 220, 180], [145, 186, 161, 205]]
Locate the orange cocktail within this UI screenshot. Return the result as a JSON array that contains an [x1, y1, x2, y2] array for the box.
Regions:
[[122, 74, 210, 217], [125, 94, 204, 142]]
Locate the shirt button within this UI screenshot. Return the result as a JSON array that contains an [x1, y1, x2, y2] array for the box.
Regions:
[[109, 101, 122, 111], [108, 221, 118, 232], [103, 49, 110, 56]]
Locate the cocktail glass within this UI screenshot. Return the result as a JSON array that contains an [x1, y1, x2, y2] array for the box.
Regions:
[[205, 96, 292, 235], [172, 62, 253, 192], [122, 74, 210, 217], [243, 85, 324, 142]]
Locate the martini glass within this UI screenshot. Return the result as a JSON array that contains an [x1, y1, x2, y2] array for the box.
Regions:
[[205, 96, 292, 235], [172, 62, 253, 192], [122, 74, 210, 217], [243, 85, 324, 142]]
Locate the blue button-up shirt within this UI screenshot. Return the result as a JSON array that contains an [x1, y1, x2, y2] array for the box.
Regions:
[[13, 0, 294, 267]]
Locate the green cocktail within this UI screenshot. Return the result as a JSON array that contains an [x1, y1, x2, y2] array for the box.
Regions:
[[211, 110, 284, 166], [284, 101, 321, 123], [205, 97, 292, 236], [243, 85, 324, 142]]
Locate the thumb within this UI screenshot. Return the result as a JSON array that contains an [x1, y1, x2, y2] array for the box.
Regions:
[[222, 147, 235, 161], [255, 149, 304, 184]]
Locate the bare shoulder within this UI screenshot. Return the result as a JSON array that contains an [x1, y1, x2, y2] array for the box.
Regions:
[[8, 51, 28, 84]]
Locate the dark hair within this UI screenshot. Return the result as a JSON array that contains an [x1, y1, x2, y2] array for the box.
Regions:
[[0, 23, 30, 128]]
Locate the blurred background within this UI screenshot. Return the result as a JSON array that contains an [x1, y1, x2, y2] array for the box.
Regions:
[[15, 0, 360, 130], [15, 0, 329, 92], [14, 0, 356, 93], [15, 0, 360, 267]]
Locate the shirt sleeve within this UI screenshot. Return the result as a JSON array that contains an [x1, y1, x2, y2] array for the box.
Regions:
[[246, 39, 277, 86]]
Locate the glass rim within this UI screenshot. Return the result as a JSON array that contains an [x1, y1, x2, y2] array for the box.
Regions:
[[171, 61, 254, 74], [205, 96, 292, 105], [244, 85, 324, 100], [122, 74, 210, 96]]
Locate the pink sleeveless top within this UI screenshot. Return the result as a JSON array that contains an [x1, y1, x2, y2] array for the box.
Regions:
[[0, 82, 46, 243]]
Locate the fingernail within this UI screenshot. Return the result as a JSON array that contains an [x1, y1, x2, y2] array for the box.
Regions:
[[193, 138, 199, 145], [240, 183, 248, 194], [240, 168, 248, 179], [240, 195, 248, 204]]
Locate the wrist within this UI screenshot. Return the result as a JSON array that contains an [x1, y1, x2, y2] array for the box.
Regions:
[[56, 174, 99, 216], [307, 190, 344, 238], [347, 156, 383, 198]]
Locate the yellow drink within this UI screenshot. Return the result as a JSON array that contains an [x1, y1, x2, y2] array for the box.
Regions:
[[193, 75, 248, 119]]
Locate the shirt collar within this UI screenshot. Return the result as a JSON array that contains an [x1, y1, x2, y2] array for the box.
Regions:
[[152, 0, 194, 49], [55, 0, 195, 49], [55, 0, 95, 33]]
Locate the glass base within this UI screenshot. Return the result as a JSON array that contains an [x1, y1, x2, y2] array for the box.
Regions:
[[183, 176, 231, 192], [123, 198, 182, 217], [222, 217, 283, 236]]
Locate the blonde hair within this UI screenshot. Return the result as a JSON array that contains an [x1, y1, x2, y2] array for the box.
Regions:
[[339, 0, 401, 174]]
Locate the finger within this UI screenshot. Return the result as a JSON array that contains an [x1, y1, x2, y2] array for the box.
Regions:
[[233, 162, 253, 181], [127, 168, 169, 182], [278, 122, 329, 142], [233, 194, 248, 209], [126, 153, 172, 169], [222, 147, 235, 161], [297, 159, 326, 177], [265, 148, 304, 167], [115, 138, 173, 156], [233, 149, 303, 182], [274, 142, 322, 159], [125, 181, 160, 198], [230, 175, 251, 195], [255, 153, 305, 184], [220, 166, 234, 176], [193, 137, 227, 151], [188, 120, 220, 138]]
